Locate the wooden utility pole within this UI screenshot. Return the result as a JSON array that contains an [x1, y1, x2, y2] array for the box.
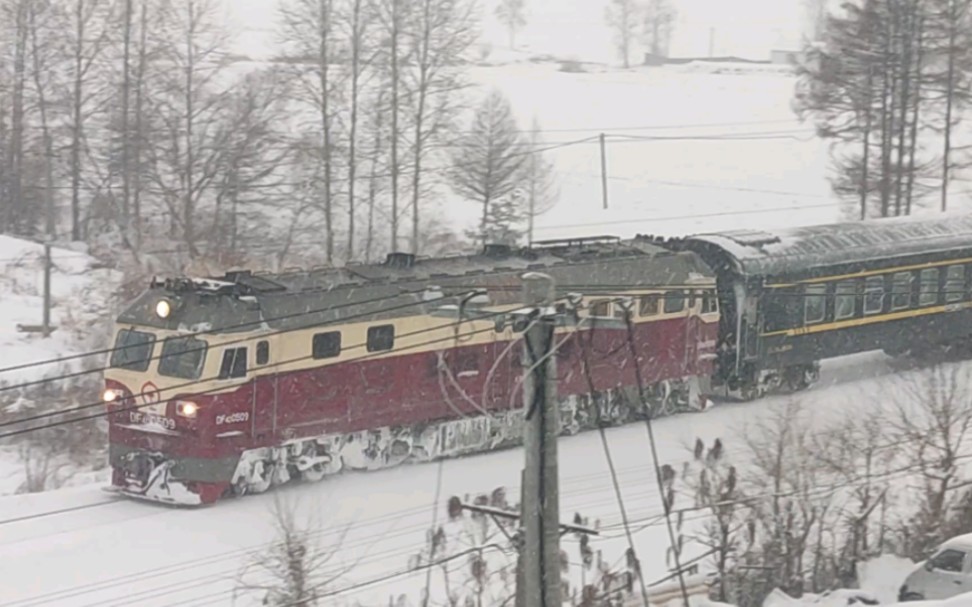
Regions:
[[42, 243, 51, 337], [519, 272, 561, 607], [600, 133, 609, 210]]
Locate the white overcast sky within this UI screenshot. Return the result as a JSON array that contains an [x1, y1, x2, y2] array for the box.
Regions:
[[224, 0, 808, 63]]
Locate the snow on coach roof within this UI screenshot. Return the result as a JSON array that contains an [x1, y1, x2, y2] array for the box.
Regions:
[[684, 213, 972, 278]]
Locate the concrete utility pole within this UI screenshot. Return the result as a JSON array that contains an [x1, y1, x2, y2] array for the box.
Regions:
[[599, 133, 609, 210], [519, 272, 561, 607]]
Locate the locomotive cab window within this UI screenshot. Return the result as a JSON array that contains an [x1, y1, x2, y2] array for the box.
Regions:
[[864, 277, 884, 315], [367, 325, 395, 352], [639, 294, 659, 317], [834, 281, 857, 321], [110, 329, 156, 372], [663, 290, 686, 314], [891, 272, 912, 311], [804, 284, 827, 325], [256, 340, 269, 365], [219, 347, 248, 379], [312, 331, 342, 359], [946, 265, 965, 303], [919, 268, 939, 307], [158, 336, 207, 380], [702, 292, 719, 314]]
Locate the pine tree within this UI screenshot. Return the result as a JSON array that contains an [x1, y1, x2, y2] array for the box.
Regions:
[[448, 89, 528, 248]]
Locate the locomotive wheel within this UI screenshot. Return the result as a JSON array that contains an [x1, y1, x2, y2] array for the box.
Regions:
[[299, 443, 329, 482]]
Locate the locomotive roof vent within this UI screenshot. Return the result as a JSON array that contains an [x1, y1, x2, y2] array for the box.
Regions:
[[385, 251, 416, 268], [482, 243, 512, 258]]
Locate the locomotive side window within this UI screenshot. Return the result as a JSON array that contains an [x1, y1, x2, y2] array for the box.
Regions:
[[864, 277, 884, 315], [891, 272, 912, 310], [312, 331, 342, 359], [946, 265, 965, 303], [367, 325, 395, 352], [158, 336, 207, 380], [834, 281, 857, 321], [919, 268, 939, 307], [804, 284, 826, 324], [256, 340, 270, 365], [219, 347, 248, 379], [663, 290, 686, 314], [110, 329, 156, 371], [639, 294, 659, 317], [589, 299, 610, 316], [702, 292, 719, 314]]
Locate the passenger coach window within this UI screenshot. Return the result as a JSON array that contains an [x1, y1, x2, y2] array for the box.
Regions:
[[256, 340, 269, 365], [946, 265, 965, 303], [919, 268, 939, 307], [804, 284, 826, 324], [219, 347, 248, 379], [663, 290, 686, 314], [158, 336, 207, 380], [639, 295, 659, 317], [110, 329, 155, 371], [864, 277, 884, 315], [834, 281, 856, 321], [367, 325, 395, 352], [312, 331, 341, 359], [891, 272, 912, 310]]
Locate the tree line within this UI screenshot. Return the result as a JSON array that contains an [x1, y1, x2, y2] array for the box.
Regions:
[[0, 0, 563, 275], [796, 0, 972, 219]]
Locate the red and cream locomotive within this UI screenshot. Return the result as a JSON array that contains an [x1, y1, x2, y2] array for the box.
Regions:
[[103, 237, 720, 505]]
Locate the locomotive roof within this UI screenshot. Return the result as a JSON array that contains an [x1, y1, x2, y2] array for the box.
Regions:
[[679, 213, 972, 279], [117, 238, 715, 335]]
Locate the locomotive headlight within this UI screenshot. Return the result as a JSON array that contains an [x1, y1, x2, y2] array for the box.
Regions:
[[102, 388, 120, 403], [175, 400, 198, 418], [155, 299, 172, 319]]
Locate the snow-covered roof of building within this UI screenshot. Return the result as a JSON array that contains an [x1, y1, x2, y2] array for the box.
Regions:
[[680, 213, 972, 279]]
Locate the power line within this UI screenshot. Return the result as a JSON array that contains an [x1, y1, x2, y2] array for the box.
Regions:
[[0, 305, 510, 438]]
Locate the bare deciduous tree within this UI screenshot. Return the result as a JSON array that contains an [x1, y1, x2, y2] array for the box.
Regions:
[[494, 0, 526, 49], [641, 0, 676, 58], [522, 116, 558, 245], [605, 0, 640, 68], [235, 495, 351, 606], [403, 0, 477, 254], [890, 364, 972, 558]]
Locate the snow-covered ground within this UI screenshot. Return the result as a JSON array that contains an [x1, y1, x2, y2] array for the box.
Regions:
[[0, 351, 917, 607], [0, 237, 122, 495]]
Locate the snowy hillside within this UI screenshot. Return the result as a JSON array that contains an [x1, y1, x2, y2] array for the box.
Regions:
[[0, 237, 123, 495]]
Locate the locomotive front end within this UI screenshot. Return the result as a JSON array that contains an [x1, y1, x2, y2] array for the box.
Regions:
[[104, 278, 262, 506]]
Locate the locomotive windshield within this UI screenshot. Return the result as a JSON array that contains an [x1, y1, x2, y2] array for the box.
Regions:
[[158, 336, 208, 380], [109, 329, 156, 371]]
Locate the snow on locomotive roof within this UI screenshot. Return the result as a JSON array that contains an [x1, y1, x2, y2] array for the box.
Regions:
[[684, 213, 972, 278], [117, 239, 715, 334]]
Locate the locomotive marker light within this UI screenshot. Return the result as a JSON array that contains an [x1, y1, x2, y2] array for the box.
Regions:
[[155, 299, 172, 319], [175, 401, 199, 418]]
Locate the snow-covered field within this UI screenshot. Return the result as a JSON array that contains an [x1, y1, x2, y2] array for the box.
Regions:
[[0, 351, 921, 607]]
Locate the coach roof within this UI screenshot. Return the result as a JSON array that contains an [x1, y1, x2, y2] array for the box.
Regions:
[[681, 213, 972, 279]]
